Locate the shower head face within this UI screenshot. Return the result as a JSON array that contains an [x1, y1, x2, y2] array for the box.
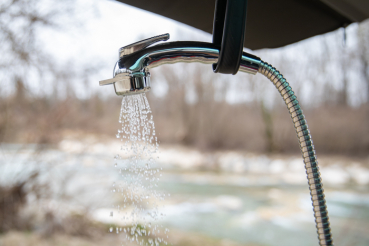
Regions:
[[99, 66, 151, 96], [113, 71, 151, 96]]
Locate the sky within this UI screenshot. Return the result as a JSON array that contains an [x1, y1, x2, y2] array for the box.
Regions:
[[41, 0, 211, 72]]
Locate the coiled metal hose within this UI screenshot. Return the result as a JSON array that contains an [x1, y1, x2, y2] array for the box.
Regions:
[[258, 61, 333, 246]]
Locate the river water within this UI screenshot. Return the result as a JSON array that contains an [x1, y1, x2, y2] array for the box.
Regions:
[[1, 142, 369, 246]]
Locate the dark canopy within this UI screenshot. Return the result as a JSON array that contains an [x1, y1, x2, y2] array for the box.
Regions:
[[115, 0, 369, 50]]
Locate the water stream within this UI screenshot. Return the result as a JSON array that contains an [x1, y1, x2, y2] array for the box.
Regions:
[[111, 94, 168, 246]]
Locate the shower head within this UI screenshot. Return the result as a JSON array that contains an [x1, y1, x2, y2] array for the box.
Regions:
[[99, 34, 169, 96], [99, 33, 261, 96]]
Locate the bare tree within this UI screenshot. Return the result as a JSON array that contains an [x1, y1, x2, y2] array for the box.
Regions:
[[358, 20, 369, 105]]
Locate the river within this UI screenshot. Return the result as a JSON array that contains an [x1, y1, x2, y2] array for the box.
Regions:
[[1, 140, 369, 246]]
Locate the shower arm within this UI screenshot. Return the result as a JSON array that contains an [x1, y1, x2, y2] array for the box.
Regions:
[[99, 34, 260, 96], [99, 34, 333, 246]]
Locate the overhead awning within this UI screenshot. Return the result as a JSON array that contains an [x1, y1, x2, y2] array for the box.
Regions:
[[115, 0, 369, 50]]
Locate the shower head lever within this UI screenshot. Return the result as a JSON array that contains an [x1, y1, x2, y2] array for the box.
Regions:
[[119, 33, 170, 58]]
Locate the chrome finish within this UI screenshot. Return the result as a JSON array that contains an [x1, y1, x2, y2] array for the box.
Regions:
[[99, 33, 170, 95], [240, 54, 261, 74], [99, 62, 126, 86], [259, 61, 333, 246], [121, 47, 260, 74], [99, 68, 151, 96], [99, 33, 260, 96], [119, 33, 170, 58], [146, 47, 219, 69], [113, 70, 151, 96]]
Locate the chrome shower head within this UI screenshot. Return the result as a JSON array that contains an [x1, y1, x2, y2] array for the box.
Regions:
[[99, 34, 170, 96], [99, 33, 261, 96]]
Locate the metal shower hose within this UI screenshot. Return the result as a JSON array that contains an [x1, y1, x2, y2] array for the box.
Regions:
[[258, 61, 333, 246]]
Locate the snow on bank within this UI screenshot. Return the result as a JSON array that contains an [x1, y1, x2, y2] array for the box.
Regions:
[[57, 138, 369, 186]]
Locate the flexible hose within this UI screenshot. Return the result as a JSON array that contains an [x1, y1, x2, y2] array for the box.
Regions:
[[258, 61, 333, 246]]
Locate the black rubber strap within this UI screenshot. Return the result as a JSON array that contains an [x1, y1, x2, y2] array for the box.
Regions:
[[212, 0, 248, 75]]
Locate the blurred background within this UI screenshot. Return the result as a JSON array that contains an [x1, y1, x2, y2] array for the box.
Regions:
[[0, 0, 369, 245]]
